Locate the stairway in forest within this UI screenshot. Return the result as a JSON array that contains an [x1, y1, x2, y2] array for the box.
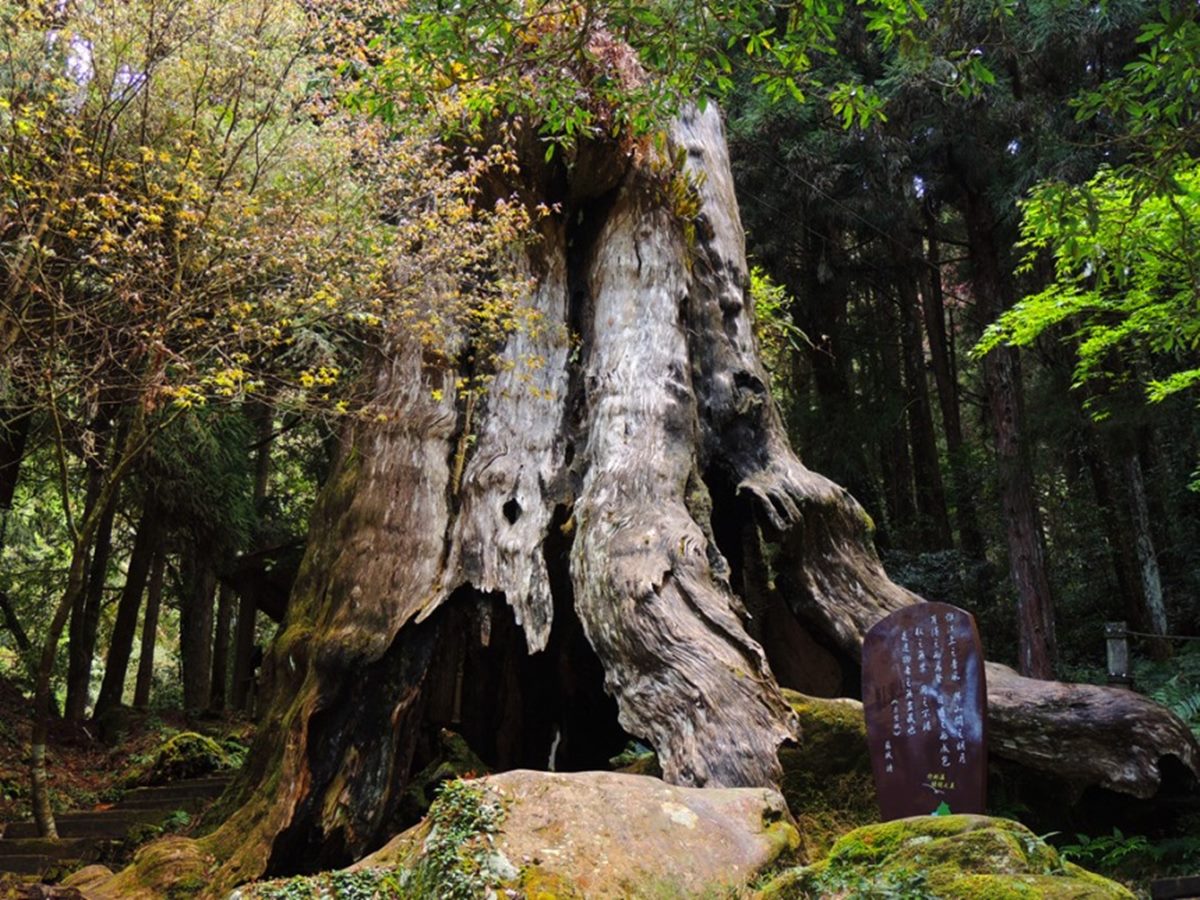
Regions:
[[0, 775, 232, 879]]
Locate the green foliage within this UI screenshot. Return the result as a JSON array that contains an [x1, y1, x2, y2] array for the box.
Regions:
[[1137, 642, 1200, 741], [1152, 675, 1200, 740], [243, 779, 506, 900], [974, 3, 1200, 421], [341, 0, 981, 151], [146, 410, 256, 555], [1060, 829, 1151, 873], [249, 867, 407, 900], [976, 162, 1200, 412], [398, 779, 508, 899], [750, 265, 809, 388], [808, 865, 932, 899], [1072, 4, 1200, 177], [123, 731, 237, 787], [1059, 824, 1200, 886]]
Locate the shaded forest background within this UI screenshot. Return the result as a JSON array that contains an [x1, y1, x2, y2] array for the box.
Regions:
[[2, 0, 1200, 848]]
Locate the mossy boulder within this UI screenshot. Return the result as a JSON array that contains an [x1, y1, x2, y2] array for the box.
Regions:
[[758, 814, 1135, 899], [124, 732, 234, 787], [778, 689, 878, 859], [361, 770, 799, 898]]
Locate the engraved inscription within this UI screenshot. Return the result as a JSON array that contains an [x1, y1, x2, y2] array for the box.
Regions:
[[862, 602, 987, 820]]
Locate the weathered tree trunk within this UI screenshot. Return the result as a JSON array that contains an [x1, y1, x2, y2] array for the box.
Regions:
[[93, 499, 160, 721], [133, 547, 166, 710], [98, 106, 1198, 897]]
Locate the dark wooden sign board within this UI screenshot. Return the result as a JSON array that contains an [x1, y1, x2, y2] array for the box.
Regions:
[[862, 602, 987, 820]]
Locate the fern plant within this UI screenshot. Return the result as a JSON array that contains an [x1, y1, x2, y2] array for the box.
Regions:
[[1152, 675, 1200, 741]]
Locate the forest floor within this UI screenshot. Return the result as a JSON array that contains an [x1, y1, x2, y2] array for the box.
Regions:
[[0, 675, 251, 827]]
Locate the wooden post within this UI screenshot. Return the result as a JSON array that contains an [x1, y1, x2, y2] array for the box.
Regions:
[[1105, 622, 1132, 687]]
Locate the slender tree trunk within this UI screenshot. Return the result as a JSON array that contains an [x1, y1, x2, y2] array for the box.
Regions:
[[210, 584, 234, 711], [1081, 441, 1145, 628], [0, 601, 42, 728], [232, 402, 273, 712], [180, 556, 217, 712], [93, 499, 161, 720], [921, 216, 987, 564], [133, 547, 166, 710], [877, 308, 917, 544], [1125, 445, 1169, 656], [793, 228, 880, 517], [65, 483, 118, 721], [963, 189, 1057, 678], [32, 408, 145, 836], [230, 594, 258, 713], [0, 409, 31, 541], [0, 590, 31, 656], [32, 477, 126, 833], [896, 254, 952, 549]]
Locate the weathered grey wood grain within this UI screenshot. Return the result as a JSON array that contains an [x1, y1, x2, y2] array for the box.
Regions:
[[570, 175, 793, 788]]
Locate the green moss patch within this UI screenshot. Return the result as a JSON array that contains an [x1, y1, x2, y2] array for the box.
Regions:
[[239, 779, 510, 900], [123, 732, 236, 787], [778, 690, 878, 860], [758, 815, 1135, 899]]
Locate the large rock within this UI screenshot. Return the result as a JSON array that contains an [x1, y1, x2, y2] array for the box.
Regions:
[[759, 814, 1134, 899], [384, 770, 798, 898], [236, 770, 799, 899]]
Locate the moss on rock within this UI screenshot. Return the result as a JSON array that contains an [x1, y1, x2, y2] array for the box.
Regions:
[[68, 837, 215, 900], [778, 689, 878, 860], [757, 815, 1135, 899], [124, 732, 234, 787]]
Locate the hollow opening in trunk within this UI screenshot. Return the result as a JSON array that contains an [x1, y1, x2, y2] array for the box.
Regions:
[[266, 554, 630, 877]]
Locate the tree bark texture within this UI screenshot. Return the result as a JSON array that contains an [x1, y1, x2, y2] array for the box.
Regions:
[[133, 547, 166, 710], [920, 218, 986, 564], [876, 314, 917, 544], [1124, 447, 1168, 638], [180, 557, 216, 711], [167, 106, 1199, 893], [963, 189, 1059, 679], [94, 500, 160, 720], [65, 460, 119, 721], [211, 583, 235, 711], [895, 247, 952, 550]]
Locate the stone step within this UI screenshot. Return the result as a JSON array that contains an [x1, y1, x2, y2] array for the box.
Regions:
[[114, 796, 213, 811], [1151, 875, 1200, 900], [0, 839, 95, 860], [3, 810, 165, 840], [0, 854, 80, 876], [119, 780, 230, 805]]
